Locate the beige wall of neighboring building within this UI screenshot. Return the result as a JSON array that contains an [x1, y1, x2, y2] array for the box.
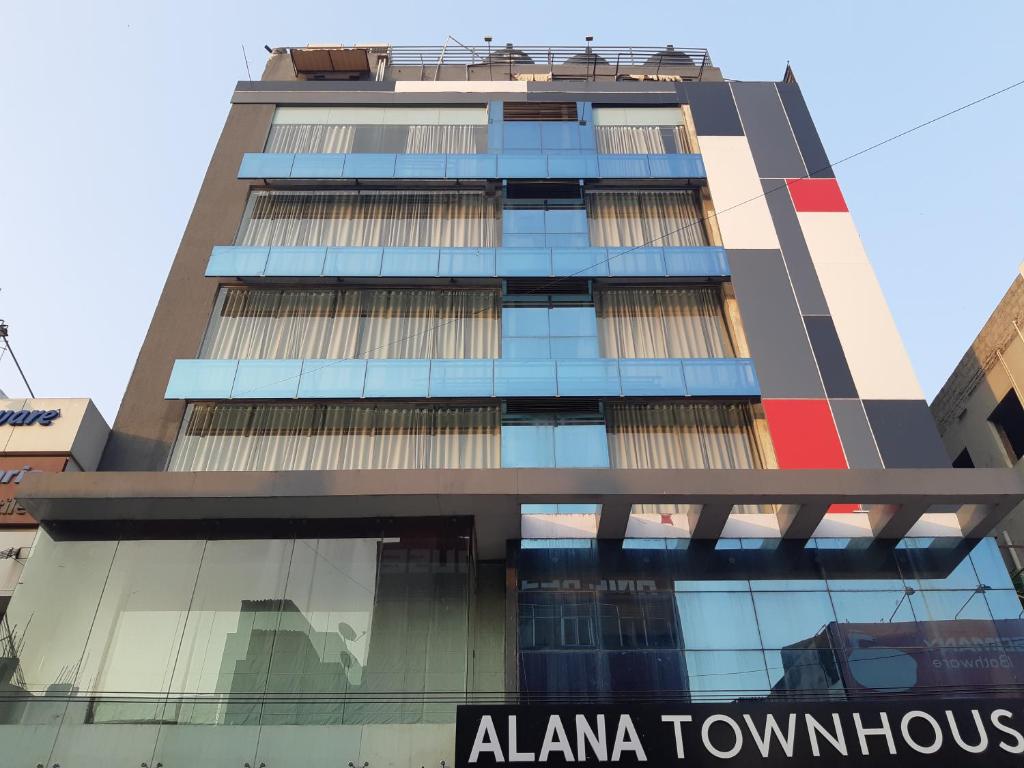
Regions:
[[932, 265, 1024, 572]]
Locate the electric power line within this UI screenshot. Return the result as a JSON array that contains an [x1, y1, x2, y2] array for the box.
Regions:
[[230, 75, 1024, 398]]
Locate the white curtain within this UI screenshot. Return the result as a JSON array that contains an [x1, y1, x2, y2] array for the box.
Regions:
[[405, 125, 478, 153], [595, 287, 734, 358], [586, 191, 708, 247], [237, 191, 501, 248], [169, 404, 500, 471], [595, 125, 692, 154], [200, 288, 498, 360], [265, 124, 355, 153]]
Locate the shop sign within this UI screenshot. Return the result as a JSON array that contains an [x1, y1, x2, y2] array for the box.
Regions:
[[456, 700, 1024, 768], [0, 456, 68, 524], [0, 409, 60, 426]]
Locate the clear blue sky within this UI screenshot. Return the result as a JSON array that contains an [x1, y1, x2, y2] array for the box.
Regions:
[[1, 1, 1022, 422]]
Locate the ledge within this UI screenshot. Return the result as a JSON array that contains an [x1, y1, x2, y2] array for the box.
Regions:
[[16, 468, 1024, 559]]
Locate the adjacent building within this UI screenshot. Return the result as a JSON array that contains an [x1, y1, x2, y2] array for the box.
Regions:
[[3, 43, 1024, 767], [932, 263, 1024, 577]]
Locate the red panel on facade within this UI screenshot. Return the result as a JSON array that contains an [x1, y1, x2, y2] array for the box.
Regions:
[[786, 178, 848, 212], [762, 399, 854, 512]]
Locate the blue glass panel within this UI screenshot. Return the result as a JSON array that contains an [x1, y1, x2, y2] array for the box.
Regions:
[[487, 102, 503, 151], [502, 338, 551, 359], [502, 425, 555, 467], [547, 154, 599, 178], [496, 247, 551, 276], [607, 248, 666, 276], [446, 154, 497, 178], [619, 360, 686, 396], [556, 360, 621, 396], [296, 360, 366, 398], [364, 360, 429, 397], [986, 590, 1024, 620], [752, 592, 837, 648], [494, 360, 557, 396], [381, 248, 440, 276], [502, 122, 542, 150], [521, 503, 601, 515], [830, 591, 915, 625], [685, 651, 770, 699], [324, 248, 383, 276], [503, 307, 549, 337], [910, 589, 992, 623], [438, 248, 495, 276], [647, 154, 706, 178], [238, 153, 293, 178], [503, 209, 546, 234], [207, 246, 269, 276], [545, 209, 588, 234], [549, 337, 599, 359], [498, 154, 549, 179], [596, 155, 650, 178], [290, 153, 346, 178], [342, 154, 397, 178], [682, 359, 760, 396], [231, 360, 301, 399], [549, 307, 597, 337], [165, 360, 237, 399], [502, 233, 548, 248], [394, 154, 447, 178], [429, 360, 494, 397], [676, 592, 761, 650], [541, 122, 581, 150], [544, 234, 590, 248], [551, 248, 608, 277], [265, 247, 326, 276], [970, 538, 1017, 590], [554, 425, 610, 467], [664, 247, 730, 277], [577, 108, 597, 152]]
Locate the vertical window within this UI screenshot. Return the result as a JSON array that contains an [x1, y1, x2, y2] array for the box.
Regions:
[[586, 191, 709, 247], [989, 390, 1024, 463]]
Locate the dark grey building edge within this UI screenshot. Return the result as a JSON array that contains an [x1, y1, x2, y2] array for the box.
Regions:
[[829, 399, 883, 468], [731, 82, 807, 178], [684, 82, 744, 136], [760, 178, 830, 315], [805, 315, 858, 398], [865, 400, 952, 468], [777, 82, 835, 178]]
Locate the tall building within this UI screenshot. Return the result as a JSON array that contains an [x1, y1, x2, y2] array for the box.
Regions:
[[932, 263, 1024, 575], [5, 43, 1024, 767]]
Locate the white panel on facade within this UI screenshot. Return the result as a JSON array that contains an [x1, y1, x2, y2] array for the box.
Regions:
[[273, 106, 487, 126], [698, 136, 780, 249], [395, 80, 528, 93], [1, 398, 110, 470], [592, 107, 684, 126], [798, 212, 924, 400], [272, 106, 333, 125]]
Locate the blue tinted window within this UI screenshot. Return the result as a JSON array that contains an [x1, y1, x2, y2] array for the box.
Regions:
[[970, 538, 1016, 590], [232, 360, 301, 399], [647, 154, 704, 178], [429, 360, 494, 397], [342, 153, 397, 178], [557, 360, 621, 396], [664, 247, 729, 277], [324, 248, 382, 276], [549, 307, 597, 337], [439, 248, 495, 276], [291, 153, 346, 178], [830, 590, 915, 625], [207, 246, 269, 276], [549, 337, 599, 359], [985, 590, 1024, 620], [503, 209, 546, 234], [502, 425, 555, 467], [544, 234, 591, 248], [297, 360, 366, 398], [165, 360, 238, 399], [608, 248, 665, 276], [502, 233, 549, 248], [503, 122, 543, 149], [394, 154, 447, 178], [364, 360, 429, 397], [547, 155, 599, 179], [498, 154, 549, 179], [541, 122, 581, 150], [676, 592, 760, 650], [265, 247, 326, 276], [496, 248, 550, 276], [545, 209, 588, 234], [446, 154, 498, 178], [552, 248, 608, 276], [752, 592, 836, 648], [238, 153, 293, 178], [597, 155, 649, 178], [494, 360, 557, 396], [380, 248, 439, 276], [685, 651, 769, 699], [683, 359, 759, 396], [554, 424, 609, 468], [619, 360, 686, 396], [503, 307, 549, 337], [502, 338, 551, 359]]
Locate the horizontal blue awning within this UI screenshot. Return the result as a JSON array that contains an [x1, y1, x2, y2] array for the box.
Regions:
[[206, 246, 729, 279], [238, 152, 706, 181], [166, 358, 759, 401]]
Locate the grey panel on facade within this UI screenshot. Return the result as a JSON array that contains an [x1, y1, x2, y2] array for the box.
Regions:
[[235, 80, 398, 91], [804, 316, 858, 398], [777, 83, 834, 179], [863, 400, 951, 468], [683, 82, 743, 136], [727, 249, 824, 398], [529, 81, 680, 93], [731, 82, 807, 179], [761, 179, 829, 315], [829, 399, 882, 468]]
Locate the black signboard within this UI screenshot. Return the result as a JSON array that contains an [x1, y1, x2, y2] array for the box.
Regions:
[[455, 700, 1024, 768]]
